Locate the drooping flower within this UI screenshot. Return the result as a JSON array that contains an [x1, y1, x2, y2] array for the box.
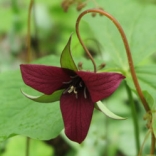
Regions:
[[20, 36, 125, 143]]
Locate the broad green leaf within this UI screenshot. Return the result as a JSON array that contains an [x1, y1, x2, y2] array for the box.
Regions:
[[96, 101, 125, 120], [60, 35, 78, 71], [126, 65, 156, 108], [84, 0, 156, 69], [21, 89, 64, 103], [0, 70, 63, 142]]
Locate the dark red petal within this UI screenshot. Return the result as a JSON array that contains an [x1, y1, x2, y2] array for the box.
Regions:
[[77, 71, 125, 102], [60, 92, 94, 143], [20, 64, 71, 94]]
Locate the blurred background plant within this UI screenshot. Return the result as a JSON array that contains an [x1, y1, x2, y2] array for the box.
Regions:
[[0, 0, 156, 156]]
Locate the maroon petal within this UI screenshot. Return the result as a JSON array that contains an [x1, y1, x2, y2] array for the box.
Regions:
[[60, 92, 94, 143], [77, 71, 125, 102], [20, 64, 71, 94]]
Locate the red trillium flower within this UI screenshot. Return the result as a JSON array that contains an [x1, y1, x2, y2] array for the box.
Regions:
[[20, 36, 125, 143]]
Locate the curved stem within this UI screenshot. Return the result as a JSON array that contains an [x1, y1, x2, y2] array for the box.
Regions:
[[76, 15, 97, 72], [27, 0, 34, 63], [138, 129, 151, 156], [75, 9, 150, 112], [125, 82, 140, 154], [150, 132, 155, 154]]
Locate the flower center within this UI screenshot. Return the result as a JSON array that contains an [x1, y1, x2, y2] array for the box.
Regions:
[[63, 75, 87, 99]]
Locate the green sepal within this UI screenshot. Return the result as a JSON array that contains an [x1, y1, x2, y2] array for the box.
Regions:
[[96, 101, 126, 120], [21, 89, 64, 103], [60, 35, 78, 71]]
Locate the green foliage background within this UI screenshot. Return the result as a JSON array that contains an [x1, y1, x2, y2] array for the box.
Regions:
[[0, 0, 156, 155]]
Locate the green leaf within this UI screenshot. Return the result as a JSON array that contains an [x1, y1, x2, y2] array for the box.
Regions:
[[85, 0, 156, 69], [0, 70, 63, 142], [21, 89, 64, 103], [143, 90, 155, 109], [126, 65, 156, 109], [60, 35, 78, 71], [96, 101, 126, 120]]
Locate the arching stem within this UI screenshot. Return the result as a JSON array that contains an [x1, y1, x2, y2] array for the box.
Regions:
[[27, 0, 34, 63], [138, 129, 151, 156], [76, 16, 97, 72], [150, 131, 155, 154], [75, 9, 150, 112]]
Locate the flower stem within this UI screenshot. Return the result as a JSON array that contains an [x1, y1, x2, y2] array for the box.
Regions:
[[26, 137, 30, 156], [125, 82, 140, 154], [25, 1, 33, 155], [27, 0, 34, 63], [150, 132, 155, 154], [138, 129, 151, 156], [75, 9, 150, 112], [76, 13, 97, 72], [32, 0, 40, 57]]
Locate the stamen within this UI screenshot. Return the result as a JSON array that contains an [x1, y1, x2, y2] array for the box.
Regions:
[[79, 81, 83, 87], [70, 75, 78, 78], [79, 81, 82, 87], [63, 86, 71, 94], [62, 75, 86, 100], [68, 86, 74, 93], [62, 80, 72, 84], [74, 88, 77, 94], [75, 93, 78, 99], [84, 87, 87, 99]]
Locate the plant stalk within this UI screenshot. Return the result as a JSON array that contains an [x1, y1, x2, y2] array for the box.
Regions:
[[27, 0, 34, 63], [150, 132, 155, 154], [125, 82, 140, 154], [75, 9, 150, 112], [26, 137, 30, 156], [25, 0, 34, 154], [75, 8, 155, 153], [138, 129, 151, 156], [32, 0, 40, 57]]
